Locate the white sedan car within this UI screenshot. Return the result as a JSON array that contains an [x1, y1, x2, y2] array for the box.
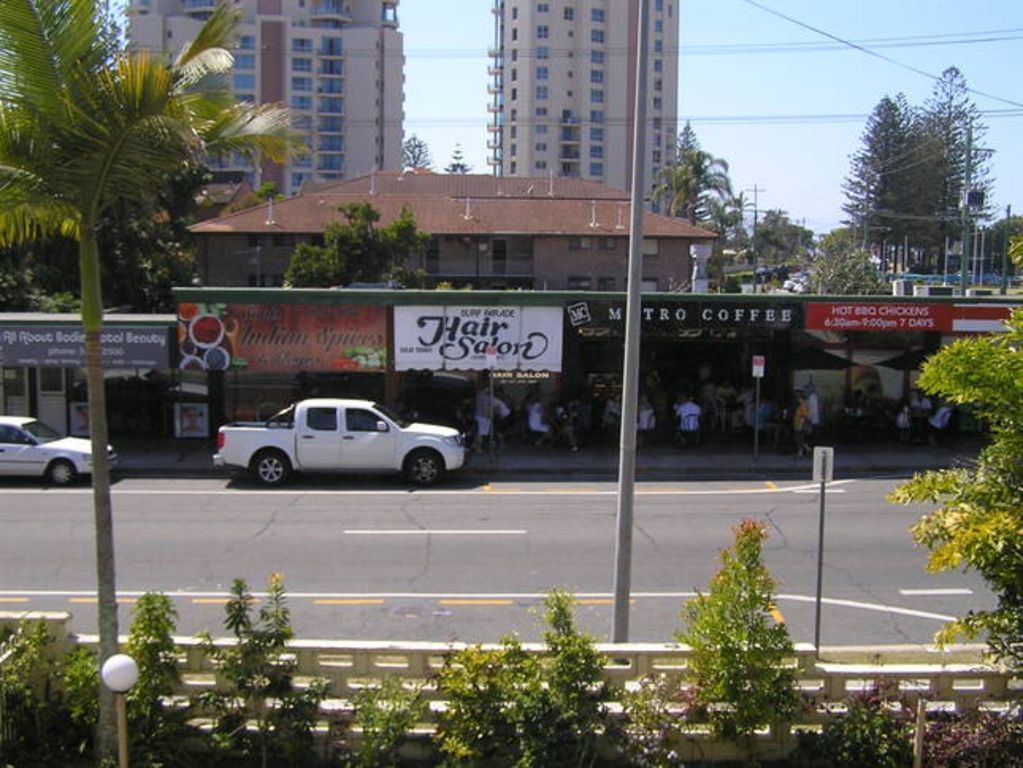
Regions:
[[0, 416, 117, 485]]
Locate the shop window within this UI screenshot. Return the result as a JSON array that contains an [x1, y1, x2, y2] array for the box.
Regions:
[[39, 368, 64, 393], [567, 275, 592, 290], [597, 276, 615, 291]]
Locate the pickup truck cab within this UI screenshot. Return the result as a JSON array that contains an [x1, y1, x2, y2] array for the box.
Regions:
[[214, 398, 465, 486]]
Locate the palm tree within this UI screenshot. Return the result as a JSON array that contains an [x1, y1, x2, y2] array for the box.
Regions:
[[653, 131, 732, 225], [0, 0, 297, 756]]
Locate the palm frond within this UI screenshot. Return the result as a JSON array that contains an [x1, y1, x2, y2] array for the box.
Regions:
[[0, 200, 80, 247], [173, 47, 235, 93], [174, 2, 241, 71], [200, 102, 302, 163]]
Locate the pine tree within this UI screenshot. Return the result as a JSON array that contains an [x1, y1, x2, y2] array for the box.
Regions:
[[445, 143, 472, 174], [402, 134, 432, 170]]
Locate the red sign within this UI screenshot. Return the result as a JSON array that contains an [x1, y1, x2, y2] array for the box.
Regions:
[[805, 303, 954, 332], [751, 355, 765, 378], [177, 302, 387, 371]]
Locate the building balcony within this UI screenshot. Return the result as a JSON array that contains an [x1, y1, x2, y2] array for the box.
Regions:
[[487, 102, 503, 113], [310, 0, 353, 23], [559, 149, 581, 160], [486, 156, 502, 166], [486, 122, 502, 133], [183, 0, 215, 17], [560, 115, 581, 126], [488, 46, 503, 59], [487, 64, 504, 77], [487, 84, 501, 96], [486, 139, 502, 150]]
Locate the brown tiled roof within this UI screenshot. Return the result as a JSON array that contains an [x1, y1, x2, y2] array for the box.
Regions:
[[192, 172, 718, 240]]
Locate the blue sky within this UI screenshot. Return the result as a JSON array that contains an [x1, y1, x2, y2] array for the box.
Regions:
[[114, 0, 1022, 235]]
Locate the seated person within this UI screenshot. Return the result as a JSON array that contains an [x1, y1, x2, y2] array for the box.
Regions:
[[673, 393, 702, 446], [526, 397, 552, 446], [928, 403, 954, 443]]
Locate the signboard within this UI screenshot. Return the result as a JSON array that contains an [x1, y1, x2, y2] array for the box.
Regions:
[[394, 306, 563, 371], [805, 303, 954, 332], [805, 302, 1016, 333], [176, 303, 387, 372], [566, 299, 801, 337], [174, 402, 209, 438], [0, 324, 171, 368], [751, 355, 765, 378], [813, 446, 834, 483]]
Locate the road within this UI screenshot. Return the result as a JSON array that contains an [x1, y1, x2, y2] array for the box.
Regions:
[[0, 476, 991, 646]]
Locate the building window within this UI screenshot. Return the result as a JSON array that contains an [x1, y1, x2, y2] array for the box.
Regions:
[[536, 65, 548, 80], [320, 37, 343, 55], [590, 89, 603, 103], [291, 76, 312, 91], [535, 124, 547, 134], [589, 144, 603, 158], [234, 54, 255, 69], [654, 38, 663, 53], [290, 95, 312, 110], [239, 35, 255, 50], [589, 162, 604, 176], [511, 27, 518, 41], [511, 87, 517, 100], [652, 96, 662, 110], [590, 109, 604, 123], [512, 6, 518, 19], [591, 50, 604, 64], [318, 135, 343, 151], [592, 8, 605, 22], [232, 73, 255, 91], [653, 58, 662, 73], [319, 78, 343, 94], [590, 69, 603, 84], [535, 106, 548, 116], [537, 25, 548, 39], [597, 276, 615, 291], [535, 85, 547, 99], [534, 160, 548, 170], [318, 97, 343, 113], [292, 38, 312, 53], [511, 67, 518, 81], [320, 59, 344, 75], [537, 2, 548, 11], [590, 126, 603, 141], [536, 46, 549, 59], [319, 115, 343, 131], [292, 57, 312, 72], [652, 149, 661, 163], [535, 142, 547, 151], [567, 276, 593, 290], [591, 29, 604, 44], [563, 7, 573, 20], [655, 19, 663, 33]]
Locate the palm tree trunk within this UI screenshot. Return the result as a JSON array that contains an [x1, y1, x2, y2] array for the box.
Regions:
[[79, 232, 119, 759]]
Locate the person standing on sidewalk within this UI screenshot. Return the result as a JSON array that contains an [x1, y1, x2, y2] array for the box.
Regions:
[[793, 390, 812, 458]]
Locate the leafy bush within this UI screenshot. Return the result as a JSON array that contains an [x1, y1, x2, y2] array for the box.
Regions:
[[435, 589, 614, 767], [924, 710, 1023, 767], [621, 673, 698, 767], [198, 574, 329, 767], [0, 621, 95, 765], [345, 676, 427, 768], [789, 690, 912, 768], [676, 519, 799, 745]]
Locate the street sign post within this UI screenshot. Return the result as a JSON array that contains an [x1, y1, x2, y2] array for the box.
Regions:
[[813, 446, 834, 653], [752, 355, 765, 459]]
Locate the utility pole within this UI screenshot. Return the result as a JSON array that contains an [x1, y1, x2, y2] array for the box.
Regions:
[[1002, 204, 1012, 295], [959, 122, 973, 294], [747, 185, 763, 292], [611, 0, 650, 643]]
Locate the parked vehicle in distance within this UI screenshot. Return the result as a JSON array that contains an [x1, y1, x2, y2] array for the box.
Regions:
[[214, 398, 466, 486], [0, 416, 117, 485]]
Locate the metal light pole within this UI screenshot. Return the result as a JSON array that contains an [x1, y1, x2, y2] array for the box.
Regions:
[[611, 0, 650, 643]]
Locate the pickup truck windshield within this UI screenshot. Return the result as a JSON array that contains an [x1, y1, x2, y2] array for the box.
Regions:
[[373, 403, 410, 429]]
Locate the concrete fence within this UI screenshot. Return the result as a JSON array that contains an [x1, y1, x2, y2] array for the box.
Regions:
[[3, 611, 1021, 762]]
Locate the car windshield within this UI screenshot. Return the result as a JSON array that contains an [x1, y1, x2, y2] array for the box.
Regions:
[[373, 403, 410, 428], [20, 420, 62, 443]]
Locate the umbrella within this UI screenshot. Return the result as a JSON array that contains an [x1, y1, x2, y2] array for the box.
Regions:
[[788, 347, 854, 370], [875, 348, 936, 371]]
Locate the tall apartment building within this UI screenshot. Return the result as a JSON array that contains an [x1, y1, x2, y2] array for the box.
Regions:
[[126, 0, 404, 195], [488, 0, 678, 196]]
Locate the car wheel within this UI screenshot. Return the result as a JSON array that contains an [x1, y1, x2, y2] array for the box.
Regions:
[[46, 459, 77, 486], [251, 449, 291, 486], [404, 449, 445, 486]]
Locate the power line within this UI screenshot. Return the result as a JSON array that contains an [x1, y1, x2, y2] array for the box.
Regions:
[[738, 0, 1023, 110]]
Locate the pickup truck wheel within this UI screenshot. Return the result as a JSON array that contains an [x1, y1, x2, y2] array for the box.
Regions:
[[251, 449, 291, 486], [404, 449, 445, 486], [46, 459, 77, 486]]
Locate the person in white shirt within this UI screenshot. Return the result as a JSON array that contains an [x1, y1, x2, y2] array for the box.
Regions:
[[673, 393, 701, 446], [637, 395, 656, 446], [526, 396, 552, 446]]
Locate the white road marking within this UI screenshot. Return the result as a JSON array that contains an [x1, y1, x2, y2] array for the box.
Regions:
[[899, 588, 973, 596], [343, 529, 527, 536], [0, 588, 957, 622], [1, 479, 856, 497]]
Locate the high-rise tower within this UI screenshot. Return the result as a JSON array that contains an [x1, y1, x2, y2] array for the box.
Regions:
[[127, 0, 404, 194], [488, 0, 678, 194]]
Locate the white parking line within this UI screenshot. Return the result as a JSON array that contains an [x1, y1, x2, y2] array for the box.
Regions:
[[899, 588, 973, 596]]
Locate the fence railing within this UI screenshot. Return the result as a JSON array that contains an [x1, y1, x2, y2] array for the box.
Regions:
[[4, 611, 1021, 762]]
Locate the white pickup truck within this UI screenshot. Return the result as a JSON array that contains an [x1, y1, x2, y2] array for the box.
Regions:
[[214, 398, 465, 486]]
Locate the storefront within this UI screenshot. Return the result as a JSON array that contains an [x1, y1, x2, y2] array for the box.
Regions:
[[0, 314, 176, 436]]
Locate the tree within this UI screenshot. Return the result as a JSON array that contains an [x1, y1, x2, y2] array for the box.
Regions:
[[652, 122, 731, 224], [811, 228, 888, 295], [402, 133, 433, 170], [0, 1, 296, 756], [284, 201, 427, 287], [754, 208, 813, 266], [445, 143, 472, 174], [888, 308, 1023, 669], [676, 520, 798, 749], [842, 94, 921, 249]]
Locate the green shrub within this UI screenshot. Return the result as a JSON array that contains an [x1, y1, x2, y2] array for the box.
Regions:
[[924, 710, 1023, 767], [346, 676, 427, 768], [620, 674, 698, 767], [789, 690, 913, 768], [676, 520, 799, 748], [435, 588, 614, 768]]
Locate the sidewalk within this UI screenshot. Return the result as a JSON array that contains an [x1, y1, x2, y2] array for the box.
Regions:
[[113, 433, 984, 481]]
